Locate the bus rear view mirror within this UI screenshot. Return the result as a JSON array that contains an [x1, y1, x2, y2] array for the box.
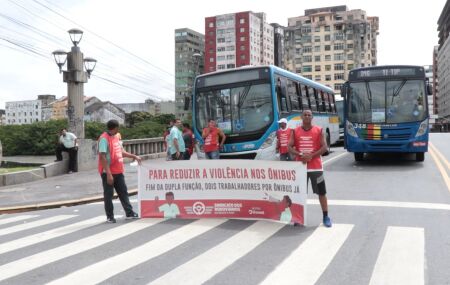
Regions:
[[426, 84, 432, 95], [184, 96, 191, 111]]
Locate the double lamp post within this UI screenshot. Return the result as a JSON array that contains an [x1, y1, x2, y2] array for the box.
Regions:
[[52, 29, 97, 139]]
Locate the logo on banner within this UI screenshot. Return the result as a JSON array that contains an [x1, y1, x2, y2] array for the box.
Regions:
[[192, 202, 206, 215]]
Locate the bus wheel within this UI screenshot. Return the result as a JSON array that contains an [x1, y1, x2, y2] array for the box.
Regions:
[[354, 152, 364, 161], [323, 131, 331, 156], [416, 152, 425, 162]]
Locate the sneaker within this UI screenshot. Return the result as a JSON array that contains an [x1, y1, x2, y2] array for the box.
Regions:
[[125, 212, 139, 219], [106, 217, 116, 223], [323, 216, 332, 227]]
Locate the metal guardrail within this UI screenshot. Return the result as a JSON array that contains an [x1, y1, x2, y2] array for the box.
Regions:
[[121, 137, 165, 155]]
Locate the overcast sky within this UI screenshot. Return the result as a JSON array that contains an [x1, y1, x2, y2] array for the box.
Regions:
[[0, 0, 447, 109]]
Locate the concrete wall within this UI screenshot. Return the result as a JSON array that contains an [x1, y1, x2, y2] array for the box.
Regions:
[[0, 168, 45, 187]]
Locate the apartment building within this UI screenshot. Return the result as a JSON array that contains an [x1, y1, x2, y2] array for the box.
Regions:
[[437, 0, 450, 129], [204, 11, 274, 73], [286, 5, 379, 94], [174, 28, 205, 120]]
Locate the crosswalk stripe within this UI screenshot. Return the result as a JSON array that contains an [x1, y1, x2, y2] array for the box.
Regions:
[[260, 224, 354, 285], [149, 220, 286, 285], [0, 215, 76, 237], [0, 216, 105, 255], [369, 226, 424, 285], [0, 218, 163, 282], [0, 215, 39, 226], [47, 219, 228, 285]]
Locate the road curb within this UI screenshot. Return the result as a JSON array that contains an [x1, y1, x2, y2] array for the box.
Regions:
[[0, 189, 138, 214]]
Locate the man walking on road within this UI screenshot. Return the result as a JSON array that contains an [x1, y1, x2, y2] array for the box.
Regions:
[[55, 128, 78, 174], [98, 120, 141, 223], [289, 109, 332, 227]]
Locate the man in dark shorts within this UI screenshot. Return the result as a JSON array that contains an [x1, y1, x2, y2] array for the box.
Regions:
[[289, 109, 331, 227]]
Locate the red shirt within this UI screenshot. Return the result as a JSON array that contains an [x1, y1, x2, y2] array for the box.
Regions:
[[98, 132, 124, 174], [203, 127, 219, 153], [293, 126, 323, 171], [276, 128, 291, 154]]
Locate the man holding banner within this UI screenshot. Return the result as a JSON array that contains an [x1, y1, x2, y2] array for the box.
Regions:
[[289, 109, 332, 227]]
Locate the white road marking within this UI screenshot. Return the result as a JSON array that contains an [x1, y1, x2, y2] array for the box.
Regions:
[[0, 215, 75, 237], [47, 219, 228, 285], [0, 216, 105, 255], [323, 152, 348, 165], [308, 199, 450, 211], [369, 226, 424, 285], [0, 218, 163, 282], [149, 221, 285, 285], [260, 224, 353, 285], [0, 215, 39, 226]]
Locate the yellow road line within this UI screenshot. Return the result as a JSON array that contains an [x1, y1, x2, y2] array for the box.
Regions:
[[429, 143, 450, 171], [428, 146, 450, 193]]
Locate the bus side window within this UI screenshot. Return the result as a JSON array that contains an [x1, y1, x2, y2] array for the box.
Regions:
[[296, 82, 304, 111], [318, 91, 326, 112], [303, 85, 311, 110], [323, 92, 332, 113], [288, 80, 300, 111], [329, 93, 336, 113], [308, 87, 318, 111], [276, 76, 289, 113]]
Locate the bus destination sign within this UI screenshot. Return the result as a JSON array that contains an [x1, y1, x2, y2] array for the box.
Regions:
[[354, 68, 418, 79]]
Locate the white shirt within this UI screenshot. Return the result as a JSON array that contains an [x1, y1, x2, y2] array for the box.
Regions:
[[60, 132, 77, 148]]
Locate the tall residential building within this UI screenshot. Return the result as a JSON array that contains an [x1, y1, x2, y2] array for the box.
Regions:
[[437, 0, 450, 129], [174, 28, 204, 121], [5, 94, 57, 125], [286, 5, 379, 94], [271, 23, 286, 68], [204, 11, 274, 73]]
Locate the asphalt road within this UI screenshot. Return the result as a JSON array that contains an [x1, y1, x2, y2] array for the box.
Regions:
[[0, 133, 449, 285]]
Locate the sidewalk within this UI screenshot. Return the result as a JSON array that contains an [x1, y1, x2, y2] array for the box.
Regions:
[[0, 163, 139, 213]]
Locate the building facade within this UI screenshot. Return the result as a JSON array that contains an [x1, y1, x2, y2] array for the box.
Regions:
[[6, 100, 42, 125], [204, 11, 274, 74], [84, 102, 126, 125], [0, 110, 5, 125], [175, 28, 205, 121], [286, 6, 379, 94], [437, 0, 450, 130]]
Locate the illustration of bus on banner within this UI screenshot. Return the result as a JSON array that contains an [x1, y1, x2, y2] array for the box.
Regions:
[[137, 160, 307, 225]]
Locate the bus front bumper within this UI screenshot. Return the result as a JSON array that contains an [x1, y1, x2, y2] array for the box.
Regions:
[[345, 136, 428, 153]]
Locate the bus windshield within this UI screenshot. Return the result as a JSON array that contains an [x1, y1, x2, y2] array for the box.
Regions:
[[195, 82, 273, 135], [348, 80, 426, 124], [335, 99, 344, 128]]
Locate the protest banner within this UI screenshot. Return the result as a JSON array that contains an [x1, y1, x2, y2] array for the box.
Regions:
[[138, 159, 307, 225]]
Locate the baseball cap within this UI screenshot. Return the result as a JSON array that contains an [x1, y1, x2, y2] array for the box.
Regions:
[[278, 118, 288, 124]]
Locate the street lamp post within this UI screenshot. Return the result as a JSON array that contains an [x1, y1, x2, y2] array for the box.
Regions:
[[52, 29, 96, 139]]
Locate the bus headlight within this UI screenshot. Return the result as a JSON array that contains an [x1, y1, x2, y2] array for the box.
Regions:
[[415, 119, 428, 137], [346, 120, 358, 137], [261, 132, 277, 149]]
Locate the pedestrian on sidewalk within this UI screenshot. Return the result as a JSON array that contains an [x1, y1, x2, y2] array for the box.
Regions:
[[168, 119, 185, 160], [288, 109, 332, 227], [98, 119, 142, 223], [182, 123, 195, 160], [55, 128, 78, 174], [163, 120, 175, 161], [276, 118, 292, 161]]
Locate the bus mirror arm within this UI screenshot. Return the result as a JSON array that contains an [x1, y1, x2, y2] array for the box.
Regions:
[[183, 95, 191, 111], [426, 84, 432, 96]]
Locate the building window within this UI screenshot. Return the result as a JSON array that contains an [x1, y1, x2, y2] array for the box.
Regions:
[[303, 65, 312, 72], [325, 55, 331, 61], [334, 33, 344, 41], [314, 45, 321, 52], [240, 27, 245, 33], [324, 35, 331, 41], [217, 47, 225, 52], [303, 55, 312, 62], [209, 22, 214, 28], [347, 43, 353, 49], [325, 65, 331, 71], [334, 53, 344, 60], [315, 26, 321, 32], [226, 54, 235, 60], [325, 45, 331, 51], [240, 36, 246, 41], [315, 75, 321, 81], [302, 26, 311, 33], [325, 74, 331, 81], [314, 55, 321, 61], [315, 65, 321, 71], [319, 16, 325, 21], [314, 36, 320, 42], [325, 26, 330, 31], [209, 57, 214, 62], [334, 63, 344, 70], [334, 73, 344, 80], [334, 83, 343, 91], [304, 75, 312, 80], [217, 56, 225, 61], [227, 64, 235, 68], [303, 46, 312, 53], [218, 64, 225, 70], [334, 43, 344, 50], [347, 54, 354, 60], [348, 64, 354, 70], [347, 34, 353, 40], [240, 54, 246, 60], [240, 18, 245, 24]]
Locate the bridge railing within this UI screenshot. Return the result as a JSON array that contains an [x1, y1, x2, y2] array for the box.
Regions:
[[121, 137, 166, 156]]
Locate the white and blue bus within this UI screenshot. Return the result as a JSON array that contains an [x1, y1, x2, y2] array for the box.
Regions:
[[191, 65, 339, 159], [342, 65, 431, 162]]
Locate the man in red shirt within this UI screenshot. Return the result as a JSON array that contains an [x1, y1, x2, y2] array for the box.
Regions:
[[288, 110, 332, 227], [202, 119, 226, 159], [276, 118, 292, 161]]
